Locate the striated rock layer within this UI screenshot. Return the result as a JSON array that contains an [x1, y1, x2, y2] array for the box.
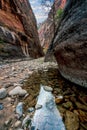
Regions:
[[0, 0, 44, 59], [38, 0, 66, 50], [47, 0, 87, 87]]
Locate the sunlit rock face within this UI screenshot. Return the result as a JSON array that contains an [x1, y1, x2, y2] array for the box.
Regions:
[[31, 85, 65, 130], [47, 0, 87, 87], [38, 0, 66, 50], [0, 0, 44, 59]]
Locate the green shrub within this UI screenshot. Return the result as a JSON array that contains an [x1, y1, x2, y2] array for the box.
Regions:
[[55, 9, 63, 19]]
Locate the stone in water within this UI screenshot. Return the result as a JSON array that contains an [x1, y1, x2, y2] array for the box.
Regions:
[[43, 85, 53, 92], [16, 102, 23, 118], [28, 107, 35, 113], [35, 104, 42, 110], [0, 103, 4, 110]]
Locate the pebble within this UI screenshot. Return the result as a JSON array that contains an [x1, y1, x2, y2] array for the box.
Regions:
[[55, 95, 63, 104], [9, 86, 27, 96], [4, 118, 12, 126], [0, 88, 7, 99], [43, 85, 53, 92], [13, 83, 21, 87], [4, 75, 9, 78], [16, 102, 23, 118], [62, 101, 73, 109], [19, 89, 27, 97], [0, 103, 4, 110], [28, 107, 35, 113], [35, 104, 42, 110], [12, 67, 15, 71], [4, 83, 13, 88], [14, 120, 21, 128], [9, 86, 21, 96], [6, 97, 12, 102], [24, 93, 29, 99], [22, 115, 31, 128]]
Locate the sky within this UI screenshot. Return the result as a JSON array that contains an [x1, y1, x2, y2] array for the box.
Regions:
[[29, 0, 54, 24]]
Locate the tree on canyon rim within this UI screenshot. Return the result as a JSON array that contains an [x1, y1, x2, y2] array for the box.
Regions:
[[40, 0, 66, 36], [41, 0, 56, 34]]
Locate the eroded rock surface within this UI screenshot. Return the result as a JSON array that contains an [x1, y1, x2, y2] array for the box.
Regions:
[[0, 0, 44, 59], [38, 0, 66, 50], [46, 0, 87, 87]]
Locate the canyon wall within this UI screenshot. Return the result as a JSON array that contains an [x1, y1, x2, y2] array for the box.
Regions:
[[0, 0, 44, 59], [46, 0, 87, 87], [38, 0, 66, 51]]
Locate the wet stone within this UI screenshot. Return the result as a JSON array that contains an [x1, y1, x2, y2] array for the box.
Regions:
[[22, 115, 31, 128], [16, 102, 23, 118], [43, 85, 53, 92], [35, 104, 42, 110], [65, 111, 79, 130], [0, 88, 7, 99], [55, 95, 63, 104], [28, 107, 35, 113], [14, 121, 21, 128], [0, 103, 4, 110], [62, 101, 73, 109]]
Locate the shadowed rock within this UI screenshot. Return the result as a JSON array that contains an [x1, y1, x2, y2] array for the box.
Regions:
[[46, 0, 87, 87]]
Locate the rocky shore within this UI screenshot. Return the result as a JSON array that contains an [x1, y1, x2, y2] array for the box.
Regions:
[[0, 57, 87, 130], [0, 57, 57, 130]]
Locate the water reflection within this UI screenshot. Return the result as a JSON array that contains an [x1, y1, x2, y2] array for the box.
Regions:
[[31, 85, 66, 130]]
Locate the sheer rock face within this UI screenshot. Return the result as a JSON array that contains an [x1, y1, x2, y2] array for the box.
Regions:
[[0, 0, 44, 59], [38, 0, 66, 50], [47, 0, 87, 87]]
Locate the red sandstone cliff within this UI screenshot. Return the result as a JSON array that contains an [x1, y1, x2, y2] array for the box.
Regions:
[[38, 0, 66, 51], [0, 0, 44, 59]]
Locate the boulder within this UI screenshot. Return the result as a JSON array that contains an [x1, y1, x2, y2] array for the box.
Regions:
[[46, 0, 87, 87]]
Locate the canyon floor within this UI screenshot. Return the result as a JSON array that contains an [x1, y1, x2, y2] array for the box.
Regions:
[[0, 57, 87, 130]]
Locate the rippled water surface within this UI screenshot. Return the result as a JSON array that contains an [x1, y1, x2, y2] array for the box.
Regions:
[[31, 85, 66, 130]]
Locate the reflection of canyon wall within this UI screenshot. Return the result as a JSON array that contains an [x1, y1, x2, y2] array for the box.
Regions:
[[47, 0, 87, 87], [0, 0, 44, 59], [38, 0, 66, 50]]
